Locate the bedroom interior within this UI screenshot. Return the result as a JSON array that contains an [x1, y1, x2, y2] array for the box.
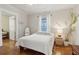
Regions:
[[0, 4, 79, 55]]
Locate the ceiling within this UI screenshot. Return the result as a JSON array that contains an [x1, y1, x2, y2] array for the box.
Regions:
[[9, 4, 77, 14]]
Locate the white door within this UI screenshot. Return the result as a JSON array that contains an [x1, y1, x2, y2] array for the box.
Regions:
[[0, 12, 2, 46], [9, 16, 16, 40]]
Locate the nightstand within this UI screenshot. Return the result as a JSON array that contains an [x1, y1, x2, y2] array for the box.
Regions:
[[64, 41, 70, 46]]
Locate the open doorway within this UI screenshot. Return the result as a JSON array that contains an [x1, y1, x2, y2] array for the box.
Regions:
[[1, 11, 16, 46]]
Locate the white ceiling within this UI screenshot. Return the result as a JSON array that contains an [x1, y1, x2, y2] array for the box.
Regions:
[[10, 4, 77, 14]]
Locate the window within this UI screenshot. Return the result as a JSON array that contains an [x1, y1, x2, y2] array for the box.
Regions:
[[39, 16, 48, 32]]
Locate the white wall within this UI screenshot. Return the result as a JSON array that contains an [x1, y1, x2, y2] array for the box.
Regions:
[[52, 9, 71, 29], [2, 15, 9, 32], [27, 15, 39, 34], [75, 17, 79, 45], [27, 13, 52, 34], [18, 13, 28, 38], [28, 9, 71, 34], [74, 6, 79, 45]]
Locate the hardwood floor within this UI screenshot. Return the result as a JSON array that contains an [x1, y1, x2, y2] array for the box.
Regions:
[[0, 38, 73, 55], [54, 45, 72, 55], [0, 39, 44, 55]]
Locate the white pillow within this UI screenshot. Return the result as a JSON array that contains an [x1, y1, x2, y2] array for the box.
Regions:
[[36, 32, 51, 35]]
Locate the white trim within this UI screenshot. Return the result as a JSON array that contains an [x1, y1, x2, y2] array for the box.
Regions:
[[39, 15, 49, 33], [0, 11, 2, 46]]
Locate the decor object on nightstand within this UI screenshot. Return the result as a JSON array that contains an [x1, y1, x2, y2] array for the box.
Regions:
[[64, 38, 70, 46]]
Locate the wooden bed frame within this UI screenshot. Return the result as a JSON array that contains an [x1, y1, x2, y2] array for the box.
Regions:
[[19, 46, 45, 55]]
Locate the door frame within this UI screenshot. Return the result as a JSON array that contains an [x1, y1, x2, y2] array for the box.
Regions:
[[0, 8, 19, 46], [9, 16, 16, 40]]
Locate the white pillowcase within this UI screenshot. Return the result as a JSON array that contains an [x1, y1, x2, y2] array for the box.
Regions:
[[36, 32, 53, 36]]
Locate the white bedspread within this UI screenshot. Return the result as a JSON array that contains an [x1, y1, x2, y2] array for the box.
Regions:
[[17, 34, 54, 55]]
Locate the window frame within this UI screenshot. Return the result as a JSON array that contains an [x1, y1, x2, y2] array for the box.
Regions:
[[39, 15, 49, 32]]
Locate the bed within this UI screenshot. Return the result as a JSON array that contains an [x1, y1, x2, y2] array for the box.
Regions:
[[17, 32, 54, 55]]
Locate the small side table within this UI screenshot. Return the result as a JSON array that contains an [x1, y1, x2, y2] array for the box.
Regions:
[[55, 37, 64, 46], [64, 41, 70, 46]]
